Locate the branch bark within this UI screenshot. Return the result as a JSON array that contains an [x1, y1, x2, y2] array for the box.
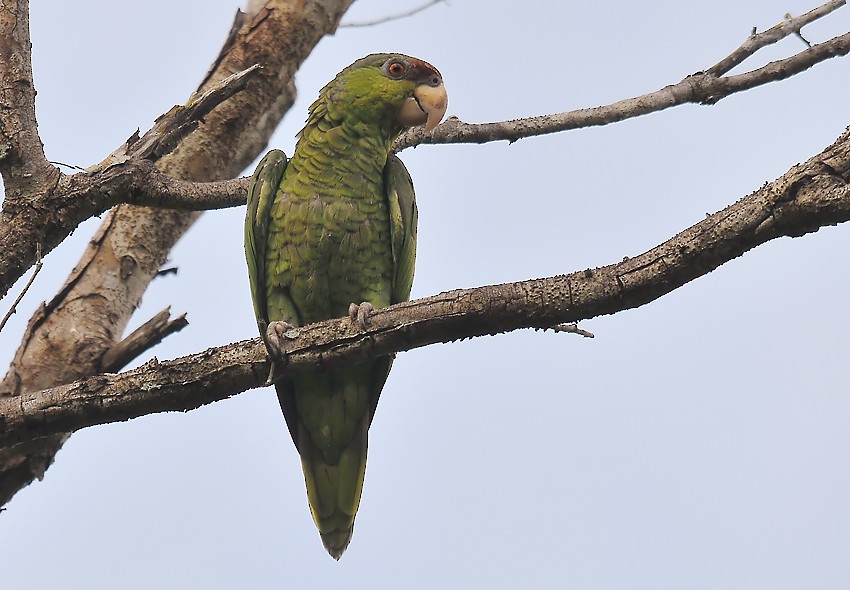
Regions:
[[0, 0, 60, 302], [0, 0, 55, 198], [3, 122, 848, 448]]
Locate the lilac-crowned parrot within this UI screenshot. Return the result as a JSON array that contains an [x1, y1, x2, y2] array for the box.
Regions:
[[245, 54, 447, 558]]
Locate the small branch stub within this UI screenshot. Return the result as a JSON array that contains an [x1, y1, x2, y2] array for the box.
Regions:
[[551, 323, 595, 338]]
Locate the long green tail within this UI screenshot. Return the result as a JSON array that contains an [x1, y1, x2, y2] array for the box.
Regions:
[[299, 416, 368, 558], [277, 365, 377, 559]]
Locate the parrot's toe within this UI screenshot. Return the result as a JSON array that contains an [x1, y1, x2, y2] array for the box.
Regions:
[[348, 301, 374, 330], [263, 320, 294, 385], [266, 320, 295, 359]]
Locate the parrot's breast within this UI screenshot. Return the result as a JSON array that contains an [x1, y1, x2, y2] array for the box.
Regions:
[[265, 171, 394, 326]]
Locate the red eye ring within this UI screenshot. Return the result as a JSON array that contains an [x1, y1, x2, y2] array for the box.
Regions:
[[387, 61, 406, 78]]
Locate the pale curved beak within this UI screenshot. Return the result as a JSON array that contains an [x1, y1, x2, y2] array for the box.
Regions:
[[398, 83, 448, 131]]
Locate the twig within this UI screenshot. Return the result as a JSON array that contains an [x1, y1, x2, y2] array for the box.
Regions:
[[0, 244, 42, 333], [707, 2, 842, 76], [100, 307, 189, 373], [395, 0, 849, 151], [551, 323, 595, 338], [340, 0, 444, 27], [49, 161, 85, 172], [785, 13, 814, 47]]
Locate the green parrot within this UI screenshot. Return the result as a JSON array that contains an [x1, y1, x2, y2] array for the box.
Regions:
[[244, 53, 447, 559]]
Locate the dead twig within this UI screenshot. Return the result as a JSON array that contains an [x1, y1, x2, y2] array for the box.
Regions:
[[100, 308, 189, 373], [340, 0, 444, 28], [551, 324, 595, 338], [0, 244, 42, 333]]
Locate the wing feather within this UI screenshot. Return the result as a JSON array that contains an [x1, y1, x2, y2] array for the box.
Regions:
[[244, 149, 288, 331], [384, 154, 418, 304]]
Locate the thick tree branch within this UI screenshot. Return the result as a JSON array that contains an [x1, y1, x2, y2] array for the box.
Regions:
[[3, 123, 849, 448], [0, 0, 55, 199], [0, 0, 59, 306], [394, 2, 850, 151]]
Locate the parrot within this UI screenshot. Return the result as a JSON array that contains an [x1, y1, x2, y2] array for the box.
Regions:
[[244, 53, 447, 559]]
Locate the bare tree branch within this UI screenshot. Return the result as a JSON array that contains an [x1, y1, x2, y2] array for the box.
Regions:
[[53, 161, 249, 212], [0, 0, 59, 318], [340, 0, 444, 28], [394, 3, 850, 151], [3, 122, 849, 448]]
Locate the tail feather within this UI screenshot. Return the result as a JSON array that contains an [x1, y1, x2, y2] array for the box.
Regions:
[[299, 416, 369, 560], [277, 364, 382, 559]]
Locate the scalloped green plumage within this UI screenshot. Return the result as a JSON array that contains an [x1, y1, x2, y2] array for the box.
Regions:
[[244, 53, 440, 559]]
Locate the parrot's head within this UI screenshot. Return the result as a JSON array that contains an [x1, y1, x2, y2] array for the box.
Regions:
[[315, 53, 448, 138]]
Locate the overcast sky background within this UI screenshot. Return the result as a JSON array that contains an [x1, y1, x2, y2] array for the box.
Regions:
[[3, 1, 850, 588]]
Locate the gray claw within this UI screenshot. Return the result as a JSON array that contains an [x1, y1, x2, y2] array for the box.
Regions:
[[348, 301, 374, 330]]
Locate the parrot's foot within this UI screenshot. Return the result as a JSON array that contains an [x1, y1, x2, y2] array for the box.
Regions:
[[263, 320, 294, 385], [348, 301, 374, 330]]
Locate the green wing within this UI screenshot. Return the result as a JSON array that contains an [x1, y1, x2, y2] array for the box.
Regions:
[[245, 149, 288, 332], [385, 154, 418, 304], [364, 155, 418, 422]]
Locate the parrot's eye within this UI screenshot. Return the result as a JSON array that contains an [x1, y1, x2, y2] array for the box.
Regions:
[[386, 61, 406, 79]]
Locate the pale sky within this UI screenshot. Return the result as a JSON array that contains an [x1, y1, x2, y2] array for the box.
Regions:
[[3, 1, 850, 588]]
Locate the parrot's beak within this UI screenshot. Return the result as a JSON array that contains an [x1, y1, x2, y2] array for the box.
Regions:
[[399, 83, 448, 131]]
